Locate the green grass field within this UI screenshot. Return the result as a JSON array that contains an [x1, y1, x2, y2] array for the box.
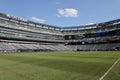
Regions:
[[0, 51, 120, 80]]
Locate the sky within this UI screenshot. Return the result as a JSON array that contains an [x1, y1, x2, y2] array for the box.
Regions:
[[0, 0, 119, 27]]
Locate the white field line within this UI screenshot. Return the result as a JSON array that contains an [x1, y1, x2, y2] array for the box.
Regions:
[[99, 57, 120, 80]]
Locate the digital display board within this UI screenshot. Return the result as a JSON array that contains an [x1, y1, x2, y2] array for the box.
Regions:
[[64, 34, 84, 40]]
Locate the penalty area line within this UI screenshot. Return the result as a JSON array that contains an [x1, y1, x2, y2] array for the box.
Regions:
[[99, 57, 120, 80]]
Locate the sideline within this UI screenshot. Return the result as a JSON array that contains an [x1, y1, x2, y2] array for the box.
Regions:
[[99, 57, 120, 80]]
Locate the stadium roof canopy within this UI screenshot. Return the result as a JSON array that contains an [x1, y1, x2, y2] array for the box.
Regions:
[[0, 12, 120, 30]]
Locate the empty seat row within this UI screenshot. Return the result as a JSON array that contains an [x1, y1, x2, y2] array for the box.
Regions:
[[0, 42, 72, 52]]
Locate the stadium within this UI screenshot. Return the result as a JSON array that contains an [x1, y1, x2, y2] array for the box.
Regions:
[[0, 12, 120, 80], [0, 12, 120, 52]]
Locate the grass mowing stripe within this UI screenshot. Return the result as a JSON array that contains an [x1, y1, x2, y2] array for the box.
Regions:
[[99, 57, 120, 80], [0, 51, 120, 80]]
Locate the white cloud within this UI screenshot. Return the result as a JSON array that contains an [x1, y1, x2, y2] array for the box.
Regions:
[[31, 17, 45, 23], [85, 23, 95, 25], [57, 8, 78, 17]]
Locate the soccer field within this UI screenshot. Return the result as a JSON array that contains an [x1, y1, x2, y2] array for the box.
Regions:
[[0, 51, 120, 80]]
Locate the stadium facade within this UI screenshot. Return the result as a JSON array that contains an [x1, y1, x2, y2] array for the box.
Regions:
[[0, 12, 120, 52]]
